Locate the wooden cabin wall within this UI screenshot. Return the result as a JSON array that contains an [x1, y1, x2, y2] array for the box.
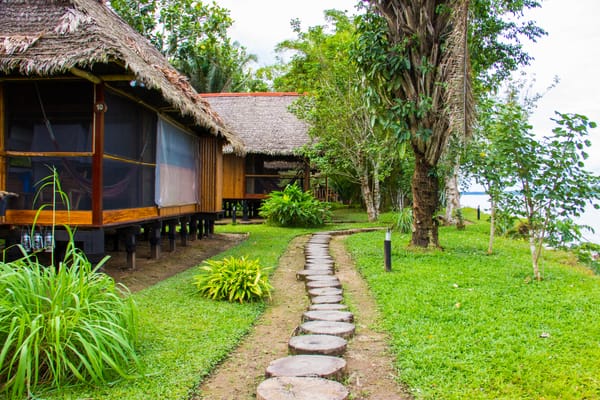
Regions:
[[198, 135, 223, 213], [222, 153, 245, 199]]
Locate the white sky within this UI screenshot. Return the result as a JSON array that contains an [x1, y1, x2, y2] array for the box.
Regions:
[[216, 0, 600, 172]]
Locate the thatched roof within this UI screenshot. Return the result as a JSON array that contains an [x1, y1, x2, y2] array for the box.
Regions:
[[0, 0, 242, 151], [203, 93, 311, 156]]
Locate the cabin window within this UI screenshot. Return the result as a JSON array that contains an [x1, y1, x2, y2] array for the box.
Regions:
[[103, 91, 156, 210], [155, 117, 199, 207], [4, 81, 93, 210]]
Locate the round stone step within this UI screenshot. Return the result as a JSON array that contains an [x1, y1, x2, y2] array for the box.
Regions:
[[309, 303, 349, 311], [299, 320, 355, 338], [311, 294, 344, 304], [304, 262, 334, 270], [305, 274, 340, 282], [303, 310, 354, 323], [288, 334, 347, 356], [305, 256, 333, 262], [257, 376, 348, 400], [296, 269, 333, 280], [306, 280, 341, 289], [308, 287, 343, 297], [265, 355, 346, 381]]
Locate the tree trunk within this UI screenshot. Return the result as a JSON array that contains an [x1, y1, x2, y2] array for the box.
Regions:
[[411, 150, 440, 247], [529, 233, 542, 281], [487, 198, 495, 255], [444, 165, 461, 225], [359, 173, 378, 222]]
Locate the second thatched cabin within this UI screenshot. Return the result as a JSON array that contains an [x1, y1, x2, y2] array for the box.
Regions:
[[0, 0, 242, 266], [203, 92, 317, 219]]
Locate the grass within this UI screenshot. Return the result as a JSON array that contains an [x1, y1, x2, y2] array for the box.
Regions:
[[344, 208, 600, 399], [32, 214, 388, 399]]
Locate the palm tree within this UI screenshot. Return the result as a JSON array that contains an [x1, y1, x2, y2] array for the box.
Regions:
[[365, 0, 472, 247]]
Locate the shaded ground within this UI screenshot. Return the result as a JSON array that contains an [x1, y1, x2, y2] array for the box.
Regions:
[[102, 233, 247, 292]]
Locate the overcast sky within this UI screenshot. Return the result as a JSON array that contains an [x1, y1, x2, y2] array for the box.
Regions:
[[216, 0, 600, 172]]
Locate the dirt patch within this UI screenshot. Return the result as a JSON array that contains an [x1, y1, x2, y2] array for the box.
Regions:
[[193, 233, 412, 400], [102, 233, 247, 292]]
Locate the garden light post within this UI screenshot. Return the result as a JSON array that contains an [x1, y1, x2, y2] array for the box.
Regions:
[[384, 228, 392, 272]]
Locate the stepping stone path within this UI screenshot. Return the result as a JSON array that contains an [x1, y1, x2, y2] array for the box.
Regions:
[[256, 232, 354, 400]]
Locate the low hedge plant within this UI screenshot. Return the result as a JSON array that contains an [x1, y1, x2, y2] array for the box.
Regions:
[[193, 256, 272, 304]]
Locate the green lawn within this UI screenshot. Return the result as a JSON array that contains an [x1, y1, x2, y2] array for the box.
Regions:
[[39, 218, 383, 400], [344, 209, 600, 399], [32, 209, 600, 399]]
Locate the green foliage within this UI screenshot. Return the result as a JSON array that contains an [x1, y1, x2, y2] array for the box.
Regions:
[[572, 242, 600, 274], [346, 219, 600, 399], [259, 184, 331, 227], [193, 256, 272, 304], [395, 207, 413, 233], [110, 0, 266, 92], [276, 10, 399, 222], [0, 248, 138, 399]]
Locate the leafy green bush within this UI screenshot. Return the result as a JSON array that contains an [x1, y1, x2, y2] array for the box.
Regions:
[[0, 244, 139, 399], [259, 184, 331, 227], [193, 256, 272, 303], [394, 207, 413, 233]]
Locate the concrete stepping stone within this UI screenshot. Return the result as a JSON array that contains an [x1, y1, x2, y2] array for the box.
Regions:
[[306, 279, 341, 289], [311, 294, 344, 304], [265, 355, 346, 381], [309, 303, 349, 311], [299, 320, 355, 338], [288, 334, 347, 356], [296, 269, 333, 280], [257, 376, 348, 400], [308, 287, 343, 297], [303, 310, 354, 323]]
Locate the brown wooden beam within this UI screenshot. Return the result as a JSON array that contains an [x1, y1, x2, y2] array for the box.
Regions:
[[92, 84, 105, 225], [0, 83, 5, 192]]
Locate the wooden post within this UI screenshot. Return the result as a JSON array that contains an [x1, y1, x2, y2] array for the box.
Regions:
[[168, 220, 176, 252], [125, 229, 136, 270], [189, 216, 197, 241], [180, 216, 189, 246], [149, 221, 162, 259], [0, 83, 6, 193], [92, 83, 106, 225]]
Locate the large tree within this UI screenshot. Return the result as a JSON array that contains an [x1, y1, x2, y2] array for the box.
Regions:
[[357, 0, 544, 247], [276, 11, 400, 221], [110, 0, 267, 92]]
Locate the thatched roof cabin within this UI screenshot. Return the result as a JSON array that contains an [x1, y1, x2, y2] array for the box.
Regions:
[[0, 0, 241, 151], [203, 93, 313, 215], [203, 92, 310, 156]]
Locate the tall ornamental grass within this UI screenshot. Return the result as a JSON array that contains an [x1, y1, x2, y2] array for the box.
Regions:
[[0, 241, 139, 399]]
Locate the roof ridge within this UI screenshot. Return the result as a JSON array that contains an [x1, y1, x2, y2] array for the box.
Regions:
[[201, 92, 302, 98]]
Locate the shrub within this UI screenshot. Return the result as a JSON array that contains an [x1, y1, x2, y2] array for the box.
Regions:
[[0, 244, 139, 399], [193, 256, 272, 303], [394, 207, 413, 233], [259, 184, 331, 227]]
